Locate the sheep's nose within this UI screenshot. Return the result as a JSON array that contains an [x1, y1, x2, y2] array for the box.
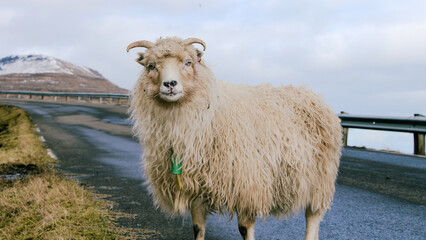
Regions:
[[163, 80, 178, 88]]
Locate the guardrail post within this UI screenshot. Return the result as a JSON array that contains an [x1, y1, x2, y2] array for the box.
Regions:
[[99, 97, 103, 104], [342, 127, 348, 146], [340, 112, 349, 146], [414, 133, 425, 155], [414, 114, 425, 155], [54, 96, 57, 101], [78, 96, 81, 102]]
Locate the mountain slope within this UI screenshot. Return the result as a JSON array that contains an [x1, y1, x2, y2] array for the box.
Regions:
[[0, 55, 127, 94]]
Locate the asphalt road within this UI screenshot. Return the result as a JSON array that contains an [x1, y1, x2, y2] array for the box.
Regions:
[[1, 99, 425, 240]]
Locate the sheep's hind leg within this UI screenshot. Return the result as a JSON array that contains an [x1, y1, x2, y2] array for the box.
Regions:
[[237, 214, 256, 240], [190, 198, 208, 240], [304, 207, 324, 240]]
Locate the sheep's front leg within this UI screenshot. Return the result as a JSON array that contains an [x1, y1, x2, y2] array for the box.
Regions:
[[237, 214, 256, 240], [190, 198, 207, 240], [304, 207, 324, 240]]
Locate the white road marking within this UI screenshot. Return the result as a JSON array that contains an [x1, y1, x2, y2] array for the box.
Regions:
[[47, 149, 58, 160]]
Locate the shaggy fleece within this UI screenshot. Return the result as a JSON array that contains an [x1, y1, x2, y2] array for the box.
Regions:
[[130, 38, 342, 219]]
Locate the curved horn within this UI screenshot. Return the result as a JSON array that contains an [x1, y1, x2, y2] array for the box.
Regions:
[[183, 38, 206, 51], [126, 40, 155, 52]]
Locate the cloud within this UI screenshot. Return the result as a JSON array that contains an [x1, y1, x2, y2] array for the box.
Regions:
[[310, 22, 426, 71], [0, 0, 425, 119], [0, 8, 17, 27], [1, 0, 425, 153]]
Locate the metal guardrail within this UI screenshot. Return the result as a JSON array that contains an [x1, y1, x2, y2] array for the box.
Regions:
[[339, 112, 426, 155], [1, 91, 424, 155], [0, 91, 129, 105]]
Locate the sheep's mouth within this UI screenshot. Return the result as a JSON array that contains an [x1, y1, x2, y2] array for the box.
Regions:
[[160, 91, 183, 102], [161, 91, 182, 96]]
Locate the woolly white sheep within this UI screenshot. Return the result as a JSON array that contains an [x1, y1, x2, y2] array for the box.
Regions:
[[127, 37, 342, 240]]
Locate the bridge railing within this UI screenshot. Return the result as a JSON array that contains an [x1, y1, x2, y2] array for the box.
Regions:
[[339, 112, 426, 156], [0, 91, 130, 105]]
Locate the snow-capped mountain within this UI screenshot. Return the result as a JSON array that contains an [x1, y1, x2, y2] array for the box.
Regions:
[[0, 54, 127, 93], [0, 55, 102, 78]]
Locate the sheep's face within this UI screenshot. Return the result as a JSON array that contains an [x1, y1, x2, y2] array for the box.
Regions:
[[139, 52, 201, 104], [128, 37, 206, 104]]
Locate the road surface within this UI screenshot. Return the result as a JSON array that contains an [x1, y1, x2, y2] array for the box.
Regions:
[[1, 99, 425, 240]]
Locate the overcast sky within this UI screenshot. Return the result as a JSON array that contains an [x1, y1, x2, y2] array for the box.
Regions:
[[1, 0, 425, 153]]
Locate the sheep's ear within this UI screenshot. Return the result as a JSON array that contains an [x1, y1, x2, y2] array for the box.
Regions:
[[135, 52, 145, 66], [196, 49, 203, 62]]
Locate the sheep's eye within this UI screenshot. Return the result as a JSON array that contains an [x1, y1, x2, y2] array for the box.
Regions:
[[146, 62, 156, 70], [184, 59, 192, 67]]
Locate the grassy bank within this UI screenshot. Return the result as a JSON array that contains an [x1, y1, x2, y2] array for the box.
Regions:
[[0, 104, 53, 167], [0, 104, 155, 239]]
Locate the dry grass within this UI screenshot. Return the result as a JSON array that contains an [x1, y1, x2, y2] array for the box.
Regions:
[[0, 104, 157, 239], [1, 173, 118, 239], [0, 104, 53, 166]]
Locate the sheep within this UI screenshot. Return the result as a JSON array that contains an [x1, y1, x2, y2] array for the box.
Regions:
[[127, 37, 342, 240]]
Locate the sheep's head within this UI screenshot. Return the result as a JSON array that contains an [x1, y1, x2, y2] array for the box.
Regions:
[[127, 37, 206, 103]]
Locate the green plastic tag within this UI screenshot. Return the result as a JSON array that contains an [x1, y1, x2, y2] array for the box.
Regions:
[[170, 148, 182, 174], [171, 154, 182, 174]]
